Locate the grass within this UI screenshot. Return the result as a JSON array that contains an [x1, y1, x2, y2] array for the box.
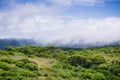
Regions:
[[29, 58, 58, 68]]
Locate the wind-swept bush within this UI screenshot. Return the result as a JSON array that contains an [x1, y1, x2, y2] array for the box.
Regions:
[[91, 73, 105, 80], [0, 62, 11, 71], [15, 58, 38, 71], [70, 55, 92, 68], [109, 65, 120, 77], [70, 54, 106, 68], [0, 50, 8, 55], [91, 55, 107, 66], [25, 63, 38, 71], [15, 61, 24, 68], [0, 57, 15, 64]]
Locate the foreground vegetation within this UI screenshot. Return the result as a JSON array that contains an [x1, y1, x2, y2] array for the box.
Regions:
[[0, 46, 120, 80]]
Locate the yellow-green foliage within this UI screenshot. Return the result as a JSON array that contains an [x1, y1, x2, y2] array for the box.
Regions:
[[0, 46, 120, 80]]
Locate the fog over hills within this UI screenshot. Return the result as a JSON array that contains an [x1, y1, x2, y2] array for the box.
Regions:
[[0, 38, 120, 49], [0, 39, 36, 49]]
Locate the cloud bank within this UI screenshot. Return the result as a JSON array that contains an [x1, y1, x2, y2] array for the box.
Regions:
[[0, 1, 120, 48], [50, 0, 106, 6], [0, 0, 111, 7]]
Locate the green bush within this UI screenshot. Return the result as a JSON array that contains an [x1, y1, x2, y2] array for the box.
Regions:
[[91, 73, 105, 80], [70, 55, 92, 68], [15, 61, 24, 68], [111, 60, 120, 65], [80, 72, 92, 79], [15, 58, 38, 70], [5, 46, 15, 51], [19, 46, 39, 55], [97, 63, 110, 70], [0, 76, 19, 80], [107, 75, 120, 80], [8, 51, 15, 55], [91, 55, 107, 65], [0, 62, 11, 71], [19, 69, 37, 77], [46, 75, 55, 80], [109, 65, 120, 76], [35, 53, 52, 58], [0, 71, 17, 77], [0, 57, 15, 64], [59, 70, 72, 79], [0, 50, 9, 55], [16, 58, 35, 64], [70, 54, 106, 68], [25, 63, 38, 71]]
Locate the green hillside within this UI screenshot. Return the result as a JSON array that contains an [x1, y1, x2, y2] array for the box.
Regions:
[[0, 46, 120, 80]]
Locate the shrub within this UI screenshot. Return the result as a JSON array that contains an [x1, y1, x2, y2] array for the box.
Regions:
[[0, 62, 11, 71], [59, 70, 72, 79], [80, 72, 92, 79], [16, 58, 34, 64], [46, 75, 55, 80], [0, 76, 18, 80], [5, 46, 15, 51], [15, 61, 24, 68], [109, 65, 120, 76], [0, 50, 8, 55], [70, 54, 107, 68], [107, 75, 120, 80], [25, 63, 38, 71], [0, 71, 17, 77], [0, 57, 15, 64], [15, 58, 39, 73], [111, 60, 120, 65], [35, 53, 52, 58], [70, 55, 92, 68], [57, 53, 69, 63], [18, 69, 37, 77], [8, 51, 15, 55], [44, 74, 48, 77], [62, 63, 73, 70], [19, 47, 36, 54], [91, 55, 107, 65], [91, 73, 105, 80], [97, 63, 110, 70]]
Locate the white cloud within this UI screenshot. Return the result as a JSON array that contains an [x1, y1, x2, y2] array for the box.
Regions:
[[50, 0, 108, 6], [2, 0, 109, 7], [0, 1, 120, 47]]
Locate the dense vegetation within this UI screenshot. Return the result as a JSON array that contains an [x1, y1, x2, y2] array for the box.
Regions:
[[0, 46, 120, 80]]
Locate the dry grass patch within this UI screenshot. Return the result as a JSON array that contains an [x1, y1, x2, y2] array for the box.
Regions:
[[29, 57, 58, 68]]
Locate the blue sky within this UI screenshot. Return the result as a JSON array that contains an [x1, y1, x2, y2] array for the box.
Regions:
[[0, 0, 120, 46], [67, 1, 120, 18], [0, 0, 120, 18]]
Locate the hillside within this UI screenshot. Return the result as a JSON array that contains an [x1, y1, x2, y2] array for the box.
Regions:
[[0, 39, 36, 50], [0, 46, 120, 80], [1, 38, 120, 50]]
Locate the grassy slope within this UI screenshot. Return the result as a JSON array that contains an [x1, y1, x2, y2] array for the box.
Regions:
[[0, 46, 120, 80]]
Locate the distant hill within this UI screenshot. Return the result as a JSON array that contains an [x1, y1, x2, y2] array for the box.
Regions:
[[0, 38, 120, 50], [0, 39, 36, 49]]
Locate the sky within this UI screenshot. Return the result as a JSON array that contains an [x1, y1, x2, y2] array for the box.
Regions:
[[0, 0, 120, 47]]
